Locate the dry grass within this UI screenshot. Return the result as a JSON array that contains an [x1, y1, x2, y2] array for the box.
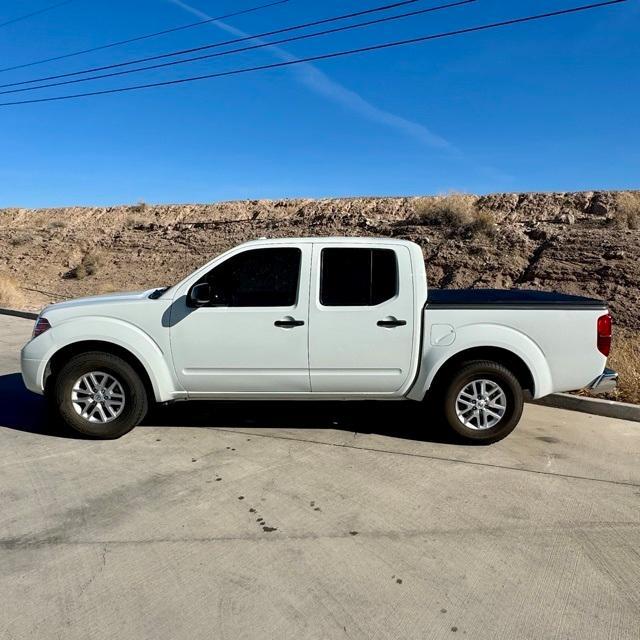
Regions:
[[95, 283, 125, 294], [613, 192, 640, 230], [0, 274, 23, 307], [67, 251, 102, 280], [607, 329, 640, 404], [413, 193, 477, 227]]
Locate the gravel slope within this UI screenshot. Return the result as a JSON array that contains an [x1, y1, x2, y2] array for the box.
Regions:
[[0, 191, 638, 329]]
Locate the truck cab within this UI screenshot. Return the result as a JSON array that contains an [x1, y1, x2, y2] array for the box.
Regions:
[[168, 237, 425, 398]]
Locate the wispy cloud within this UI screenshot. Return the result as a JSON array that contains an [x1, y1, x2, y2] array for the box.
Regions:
[[168, 0, 455, 151]]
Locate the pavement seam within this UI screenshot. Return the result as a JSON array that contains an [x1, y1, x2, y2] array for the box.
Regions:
[[210, 428, 640, 489], [2, 521, 638, 549]]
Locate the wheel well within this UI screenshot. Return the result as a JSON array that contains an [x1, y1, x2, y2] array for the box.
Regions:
[[44, 341, 155, 400], [430, 347, 535, 396]]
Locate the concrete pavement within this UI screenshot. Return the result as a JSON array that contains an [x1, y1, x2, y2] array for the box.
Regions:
[[1, 315, 639, 639]]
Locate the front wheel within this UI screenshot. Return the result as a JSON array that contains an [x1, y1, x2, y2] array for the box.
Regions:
[[51, 351, 148, 439], [441, 360, 524, 443]]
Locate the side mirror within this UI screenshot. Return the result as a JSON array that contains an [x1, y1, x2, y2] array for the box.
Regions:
[[189, 282, 211, 307]]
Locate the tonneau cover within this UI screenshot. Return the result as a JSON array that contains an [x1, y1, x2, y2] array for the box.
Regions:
[[426, 288, 606, 309]]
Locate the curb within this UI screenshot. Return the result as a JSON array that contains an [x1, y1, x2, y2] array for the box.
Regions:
[[530, 393, 640, 423], [0, 308, 38, 320]]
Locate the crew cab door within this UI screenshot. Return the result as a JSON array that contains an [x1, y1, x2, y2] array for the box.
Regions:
[[309, 243, 415, 394], [169, 244, 311, 395]]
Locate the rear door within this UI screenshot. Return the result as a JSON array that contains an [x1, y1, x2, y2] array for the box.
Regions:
[[309, 242, 415, 394]]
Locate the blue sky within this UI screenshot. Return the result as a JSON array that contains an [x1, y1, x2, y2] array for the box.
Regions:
[[0, 0, 637, 207]]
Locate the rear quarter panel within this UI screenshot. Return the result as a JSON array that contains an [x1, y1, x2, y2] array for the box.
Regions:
[[409, 307, 607, 400]]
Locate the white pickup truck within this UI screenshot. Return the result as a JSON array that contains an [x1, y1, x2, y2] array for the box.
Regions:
[[21, 237, 617, 442]]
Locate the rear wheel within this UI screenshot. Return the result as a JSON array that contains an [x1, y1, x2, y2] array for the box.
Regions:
[[441, 360, 523, 443], [52, 351, 148, 439]]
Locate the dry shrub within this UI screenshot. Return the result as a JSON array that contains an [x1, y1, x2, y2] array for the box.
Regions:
[[465, 209, 497, 239], [130, 200, 148, 213], [608, 329, 640, 405], [0, 273, 23, 307], [68, 251, 102, 279], [8, 232, 31, 247], [413, 193, 477, 227], [413, 194, 497, 240], [125, 214, 146, 229], [613, 192, 640, 230]]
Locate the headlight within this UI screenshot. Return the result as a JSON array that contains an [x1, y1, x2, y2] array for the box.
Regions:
[[32, 317, 51, 338]]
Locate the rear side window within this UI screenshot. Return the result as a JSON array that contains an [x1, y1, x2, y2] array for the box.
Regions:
[[205, 247, 301, 307], [320, 248, 398, 306]]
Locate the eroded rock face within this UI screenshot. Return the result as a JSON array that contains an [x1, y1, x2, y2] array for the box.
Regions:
[[0, 191, 638, 328]]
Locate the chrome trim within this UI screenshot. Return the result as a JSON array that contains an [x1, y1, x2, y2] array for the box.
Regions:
[[588, 368, 618, 394]]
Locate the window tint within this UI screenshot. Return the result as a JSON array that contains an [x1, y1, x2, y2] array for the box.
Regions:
[[320, 248, 398, 306], [204, 248, 301, 307]]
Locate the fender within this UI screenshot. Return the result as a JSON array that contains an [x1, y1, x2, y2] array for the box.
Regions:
[[31, 316, 182, 403], [407, 322, 554, 401]]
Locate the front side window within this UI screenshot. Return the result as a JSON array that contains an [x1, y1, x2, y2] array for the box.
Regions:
[[202, 247, 301, 307], [320, 248, 398, 306]]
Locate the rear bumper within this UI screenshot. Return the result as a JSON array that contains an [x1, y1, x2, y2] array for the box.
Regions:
[[587, 368, 618, 394]]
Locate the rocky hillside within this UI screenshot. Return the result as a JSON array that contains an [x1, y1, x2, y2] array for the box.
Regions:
[[0, 191, 639, 329]]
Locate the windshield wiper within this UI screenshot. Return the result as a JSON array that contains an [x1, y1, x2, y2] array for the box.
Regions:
[[148, 287, 169, 300]]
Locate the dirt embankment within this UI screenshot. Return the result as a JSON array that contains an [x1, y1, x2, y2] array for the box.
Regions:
[[1, 191, 638, 328], [1, 191, 639, 403]]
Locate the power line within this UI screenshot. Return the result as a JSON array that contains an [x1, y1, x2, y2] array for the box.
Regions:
[[0, 0, 476, 96], [0, 0, 626, 108], [0, 0, 292, 72], [0, 0, 77, 29], [1, 0, 433, 89]]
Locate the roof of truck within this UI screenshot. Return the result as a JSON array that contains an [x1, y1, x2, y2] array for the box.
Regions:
[[240, 236, 418, 246]]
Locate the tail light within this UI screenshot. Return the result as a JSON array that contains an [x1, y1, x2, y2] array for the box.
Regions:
[[32, 317, 51, 339], [597, 313, 612, 356]]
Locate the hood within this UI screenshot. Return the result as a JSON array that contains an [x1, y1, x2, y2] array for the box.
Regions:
[[41, 288, 159, 315]]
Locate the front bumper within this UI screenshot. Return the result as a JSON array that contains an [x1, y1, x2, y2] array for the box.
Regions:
[[587, 368, 618, 394], [21, 356, 45, 395]]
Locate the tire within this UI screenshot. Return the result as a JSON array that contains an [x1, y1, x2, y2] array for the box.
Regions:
[[441, 360, 524, 444], [51, 351, 148, 439]]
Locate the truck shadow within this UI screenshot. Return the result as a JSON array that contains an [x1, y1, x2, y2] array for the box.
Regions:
[[150, 397, 458, 444], [0, 372, 458, 444], [0, 373, 75, 437]]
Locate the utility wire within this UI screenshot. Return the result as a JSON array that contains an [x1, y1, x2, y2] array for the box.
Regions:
[[0, 0, 77, 29], [0, 0, 476, 96], [0, 0, 292, 72], [0, 0, 626, 107], [1, 0, 434, 88]]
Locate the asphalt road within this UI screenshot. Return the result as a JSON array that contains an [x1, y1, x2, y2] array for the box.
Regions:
[[1, 315, 639, 640]]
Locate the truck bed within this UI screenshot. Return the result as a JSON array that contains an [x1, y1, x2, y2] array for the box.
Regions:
[[414, 287, 609, 400]]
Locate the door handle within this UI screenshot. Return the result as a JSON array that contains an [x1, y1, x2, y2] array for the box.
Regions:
[[377, 317, 407, 328], [275, 317, 305, 328]]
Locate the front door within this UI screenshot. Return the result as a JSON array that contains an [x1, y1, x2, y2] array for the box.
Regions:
[[309, 243, 415, 394], [170, 244, 311, 395]]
